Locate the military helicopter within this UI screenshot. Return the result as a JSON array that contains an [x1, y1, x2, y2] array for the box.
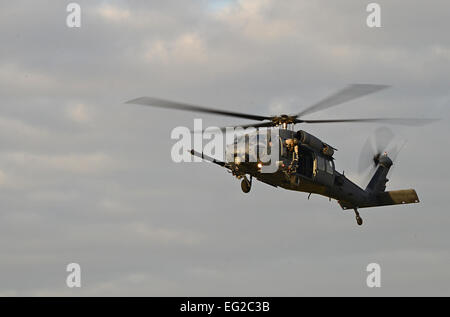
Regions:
[[126, 84, 436, 225]]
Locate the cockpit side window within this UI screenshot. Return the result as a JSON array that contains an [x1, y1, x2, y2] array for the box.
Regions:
[[325, 159, 334, 174], [316, 156, 325, 171]]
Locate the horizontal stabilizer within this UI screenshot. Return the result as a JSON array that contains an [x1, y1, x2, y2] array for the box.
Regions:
[[339, 189, 420, 209], [361, 189, 419, 209]]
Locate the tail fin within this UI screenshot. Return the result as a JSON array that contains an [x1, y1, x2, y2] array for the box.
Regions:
[[366, 154, 392, 192], [360, 153, 420, 208]]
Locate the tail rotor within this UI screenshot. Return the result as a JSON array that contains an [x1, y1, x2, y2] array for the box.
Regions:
[[358, 127, 406, 186]]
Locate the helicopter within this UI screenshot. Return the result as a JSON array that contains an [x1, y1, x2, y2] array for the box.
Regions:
[[126, 84, 436, 225]]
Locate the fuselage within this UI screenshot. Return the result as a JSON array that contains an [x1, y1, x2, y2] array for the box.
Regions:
[[225, 128, 368, 207], [191, 127, 419, 218]]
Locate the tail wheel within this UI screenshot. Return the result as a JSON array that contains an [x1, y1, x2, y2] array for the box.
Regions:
[[241, 178, 251, 193], [354, 208, 363, 226], [356, 216, 363, 226]]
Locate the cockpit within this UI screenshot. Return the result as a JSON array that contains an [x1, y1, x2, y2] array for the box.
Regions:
[[225, 130, 272, 164]]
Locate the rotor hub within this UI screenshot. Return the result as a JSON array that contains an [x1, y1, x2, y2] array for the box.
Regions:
[[270, 115, 297, 125]]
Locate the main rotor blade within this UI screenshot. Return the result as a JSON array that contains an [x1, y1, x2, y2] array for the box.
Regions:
[[192, 121, 275, 133], [296, 118, 438, 126], [296, 84, 390, 118], [126, 97, 270, 121]]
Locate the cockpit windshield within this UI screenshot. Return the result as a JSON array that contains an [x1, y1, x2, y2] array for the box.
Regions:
[[226, 129, 272, 163]]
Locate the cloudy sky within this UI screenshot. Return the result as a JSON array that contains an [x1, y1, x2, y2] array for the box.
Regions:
[[0, 0, 449, 296]]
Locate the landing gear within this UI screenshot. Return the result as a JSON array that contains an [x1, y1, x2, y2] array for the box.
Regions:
[[354, 209, 363, 226], [241, 176, 252, 193]]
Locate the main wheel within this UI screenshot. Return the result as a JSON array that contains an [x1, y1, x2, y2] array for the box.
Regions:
[[356, 216, 363, 226], [241, 179, 251, 193]]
